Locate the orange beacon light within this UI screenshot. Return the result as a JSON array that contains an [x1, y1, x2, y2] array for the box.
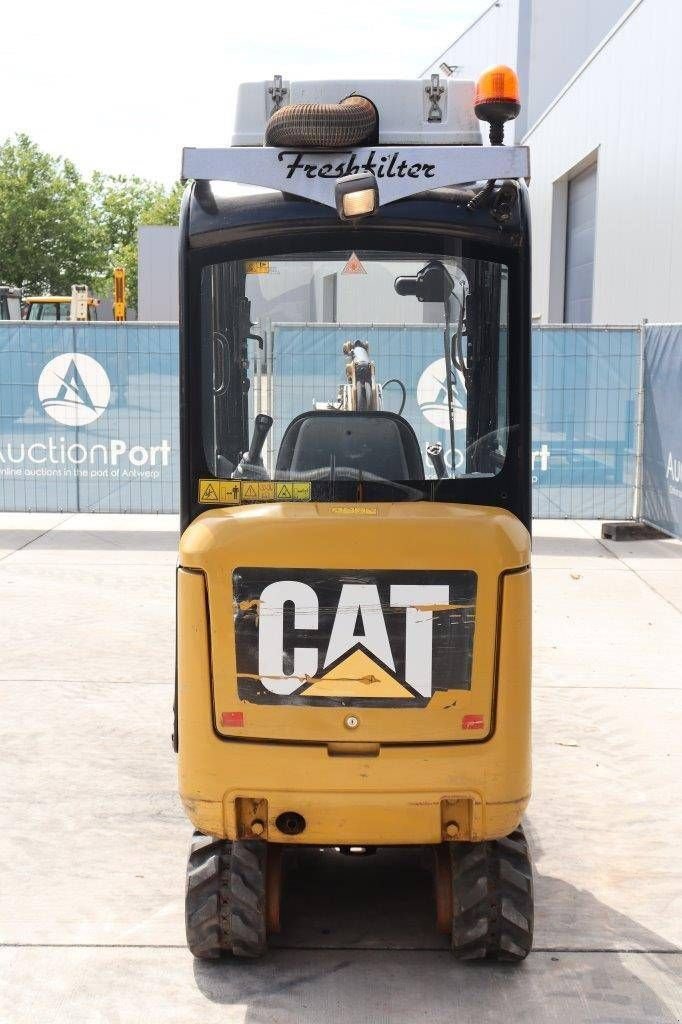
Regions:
[[474, 65, 521, 144]]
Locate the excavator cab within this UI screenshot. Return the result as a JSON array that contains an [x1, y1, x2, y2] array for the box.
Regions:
[[177, 69, 534, 962]]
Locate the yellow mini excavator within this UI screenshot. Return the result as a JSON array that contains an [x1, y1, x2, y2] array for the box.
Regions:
[[176, 65, 533, 961]]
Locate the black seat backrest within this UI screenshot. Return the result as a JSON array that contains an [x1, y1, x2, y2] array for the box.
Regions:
[[276, 411, 424, 480]]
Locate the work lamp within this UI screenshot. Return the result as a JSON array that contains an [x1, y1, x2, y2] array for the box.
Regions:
[[335, 173, 379, 221]]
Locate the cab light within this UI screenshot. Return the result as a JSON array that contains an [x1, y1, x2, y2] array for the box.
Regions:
[[335, 172, 379, 221], [343, 189, 376, 217]]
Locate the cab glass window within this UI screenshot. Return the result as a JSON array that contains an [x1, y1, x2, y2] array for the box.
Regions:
[[200, 251, 510, 497]]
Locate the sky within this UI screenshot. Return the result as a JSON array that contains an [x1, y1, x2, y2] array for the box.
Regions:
[[1, 0, 489, 185]]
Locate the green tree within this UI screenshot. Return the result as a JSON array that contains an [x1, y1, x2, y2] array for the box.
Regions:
[[0, 134, 184, 311], [93, 175, 183, 310], [92, 172, 166, 254], [0, 134, 105, 292]]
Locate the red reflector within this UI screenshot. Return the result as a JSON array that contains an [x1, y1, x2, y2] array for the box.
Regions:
[[221, 711, 244, 727], [462, 714, 484, 730]]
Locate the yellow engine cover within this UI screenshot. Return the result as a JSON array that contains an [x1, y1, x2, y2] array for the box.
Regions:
[[179, 502, 528, 743], [177, 501, 531, 844]]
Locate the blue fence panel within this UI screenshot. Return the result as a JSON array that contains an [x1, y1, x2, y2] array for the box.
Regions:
[[272, 324, 641, 519], [0, 322, 642, 518], [0, 323, 178, 513], [531, 327, 640, 519], [642, 324, 682, 538]]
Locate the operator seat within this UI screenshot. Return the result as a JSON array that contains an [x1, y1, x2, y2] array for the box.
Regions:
[[275, 410, 425, 480]]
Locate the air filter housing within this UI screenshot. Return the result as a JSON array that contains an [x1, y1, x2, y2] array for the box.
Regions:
[[232, 78, 482, 147]]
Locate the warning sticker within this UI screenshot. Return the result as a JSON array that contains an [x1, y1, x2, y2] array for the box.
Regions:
[[198, 479, 241, 505], [341, 251, 367, 275], [256, 481, 276, 500], [241, 482, 259, 501], [219, 481, 242, 504], [198, 479, 220, 503], [198, 478, 313, 505], [245, 260, 270, 275], [292, 482, 312, 501]]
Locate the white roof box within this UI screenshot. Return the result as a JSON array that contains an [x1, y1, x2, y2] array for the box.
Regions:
[[232, 77, 483, 147]]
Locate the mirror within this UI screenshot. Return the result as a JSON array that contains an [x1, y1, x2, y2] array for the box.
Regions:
[[394, 261, 455, 303]]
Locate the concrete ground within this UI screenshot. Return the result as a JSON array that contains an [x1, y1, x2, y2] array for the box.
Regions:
[[0, 512, 680, 1023]]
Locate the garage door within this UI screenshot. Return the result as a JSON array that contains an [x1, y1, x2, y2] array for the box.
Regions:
[[564, 163, 597, 323]]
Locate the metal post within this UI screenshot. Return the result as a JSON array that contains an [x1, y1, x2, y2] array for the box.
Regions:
[[264, 317, 274, 474], [254, 320, 263, 418], [632, 318, 647, 521]]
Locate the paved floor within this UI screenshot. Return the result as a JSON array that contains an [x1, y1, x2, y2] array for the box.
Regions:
[[0, 513, 680, 1023]]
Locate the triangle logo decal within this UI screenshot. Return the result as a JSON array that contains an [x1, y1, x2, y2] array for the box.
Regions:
[[301, 648, 415, 699]]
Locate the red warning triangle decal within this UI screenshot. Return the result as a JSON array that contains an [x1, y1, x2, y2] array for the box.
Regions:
[[342, 251, 367, 275]]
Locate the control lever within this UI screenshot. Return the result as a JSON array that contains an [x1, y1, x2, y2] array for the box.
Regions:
[[427, 442, 447, 479], [247, 414, 273, 463], [232, 414, 273, 479]]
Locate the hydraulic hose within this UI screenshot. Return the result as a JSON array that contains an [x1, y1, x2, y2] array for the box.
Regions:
[[265, 95, 378, 148]]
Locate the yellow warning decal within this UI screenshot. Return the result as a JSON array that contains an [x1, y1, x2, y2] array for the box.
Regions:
[[256, 481, 276, 501], [241, 482, 259, 502], [198, 479, 241, 505], [198, 479, 312, 504], [292, 482, 312, 501], [271, 481, 311, 500], [219, 481, 242, 504], [198, 479, 220, 503], [245, 260, 270, 274]]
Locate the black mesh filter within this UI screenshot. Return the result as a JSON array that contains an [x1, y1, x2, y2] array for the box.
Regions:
[[264, 95, 378, 148]]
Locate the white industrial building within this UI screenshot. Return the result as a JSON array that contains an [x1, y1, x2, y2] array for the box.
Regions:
[[424, 0, 681, 324]]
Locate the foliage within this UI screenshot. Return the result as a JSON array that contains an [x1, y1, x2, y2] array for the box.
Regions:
[[92, 175, 183, 309], [0, 135, 184, 311], [0, 135, 104, 293]]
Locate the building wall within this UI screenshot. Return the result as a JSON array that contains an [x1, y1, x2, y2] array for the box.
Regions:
[[525, 0, 682, 324], [423, 0, 522, 138], [422, 0, 630, 139], [423, 0, 521, 81], [525, 0, 631, 129], [138, 226, 180, 322]]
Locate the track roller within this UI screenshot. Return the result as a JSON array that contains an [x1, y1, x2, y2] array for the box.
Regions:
[[185, 832, 268, 960]]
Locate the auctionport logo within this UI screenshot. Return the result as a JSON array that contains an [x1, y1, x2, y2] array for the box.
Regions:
[[38, 353, 111, 426], [417, 358, 467, 432]]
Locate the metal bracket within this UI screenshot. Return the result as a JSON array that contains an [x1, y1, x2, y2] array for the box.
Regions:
[[268, 74, 288, 114], [425, 73, 445, 123]]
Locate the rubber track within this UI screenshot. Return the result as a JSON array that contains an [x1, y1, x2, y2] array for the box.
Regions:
[[185, 832, 267, 959], [449, 825, 534, 961], [222, 840, 267, 957]]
